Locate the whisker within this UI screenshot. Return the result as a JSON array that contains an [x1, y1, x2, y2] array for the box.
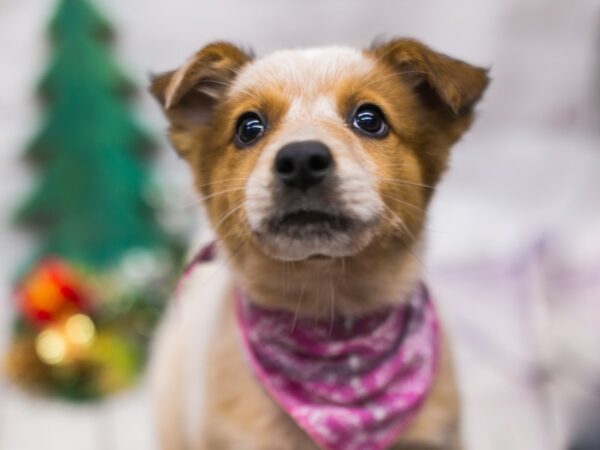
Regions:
[[314, 270, 322, 323], [382, 204, 426, 270], [291, 278, 307, 333], [174, 187, 245, 210], [378, 178, 434, 190], [282, 260, 290, 308], [194, 178, 248, 190], [212, 202, 246, 233], [328, 269, 336, 335], [195, 187, 246, 203], [380, 162, 408, 169], [379, 193, 426, 214]]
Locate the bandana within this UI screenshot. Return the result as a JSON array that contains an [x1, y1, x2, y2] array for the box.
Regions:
[[235, 284, 440, 450]]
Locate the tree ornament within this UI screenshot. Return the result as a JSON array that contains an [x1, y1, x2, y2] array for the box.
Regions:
[[16, 258, 90, 326]]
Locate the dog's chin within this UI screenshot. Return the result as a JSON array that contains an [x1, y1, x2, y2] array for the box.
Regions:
[[251, 211, 378, 262]]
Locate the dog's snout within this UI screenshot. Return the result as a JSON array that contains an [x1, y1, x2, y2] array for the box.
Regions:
[[274, 141, 332, 191]]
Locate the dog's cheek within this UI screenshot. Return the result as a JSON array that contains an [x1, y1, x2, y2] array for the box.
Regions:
[[371, 136, 428, 237], [205, 143, 263, 242]]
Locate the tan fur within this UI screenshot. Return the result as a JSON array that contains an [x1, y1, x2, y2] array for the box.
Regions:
[[150, 38, 488, 449]]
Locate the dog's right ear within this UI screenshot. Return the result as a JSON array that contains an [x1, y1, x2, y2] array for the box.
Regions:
[[369, 38, 489, 116], [150, 42, 253, 131]]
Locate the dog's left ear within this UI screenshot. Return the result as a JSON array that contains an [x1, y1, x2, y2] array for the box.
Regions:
[[150, 42, 253, 130], [369, 38, 489, 115]]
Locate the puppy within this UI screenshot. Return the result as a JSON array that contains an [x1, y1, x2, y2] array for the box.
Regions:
[[149, 38, 488, 450]]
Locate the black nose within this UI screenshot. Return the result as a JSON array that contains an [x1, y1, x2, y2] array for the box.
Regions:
[[274, 140, 333, 191]]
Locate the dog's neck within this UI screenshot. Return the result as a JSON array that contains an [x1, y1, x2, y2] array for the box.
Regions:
[[227, 236, 424, 318]]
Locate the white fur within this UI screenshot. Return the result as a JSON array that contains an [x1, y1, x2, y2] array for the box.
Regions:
[[241, 48, 383, 261], [149, 240, 231, 449], [232, 47, 374, 97]]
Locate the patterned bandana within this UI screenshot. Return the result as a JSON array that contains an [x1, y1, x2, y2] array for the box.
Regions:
[[235, 284, 440, 450]]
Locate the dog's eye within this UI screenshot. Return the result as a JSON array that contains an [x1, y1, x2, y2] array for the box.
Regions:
[[235, 112, 265, 147], [351, 104, 389, 138]]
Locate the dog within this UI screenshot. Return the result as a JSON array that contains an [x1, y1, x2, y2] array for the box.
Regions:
[[149, 38, 489, 450]]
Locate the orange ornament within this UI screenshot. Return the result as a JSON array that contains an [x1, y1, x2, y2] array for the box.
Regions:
[[16, 259, 89, 326]]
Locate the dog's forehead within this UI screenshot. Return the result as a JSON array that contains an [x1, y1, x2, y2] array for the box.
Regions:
[[231, 47, 375, 96]]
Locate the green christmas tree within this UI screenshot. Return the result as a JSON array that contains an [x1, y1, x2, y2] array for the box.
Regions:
[[17, 0, 165, 268], [4, 0, 178, 400]]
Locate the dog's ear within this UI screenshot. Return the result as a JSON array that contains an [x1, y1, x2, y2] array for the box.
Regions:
[[369, 38, 489, 116], [150, 42, 253, 130]]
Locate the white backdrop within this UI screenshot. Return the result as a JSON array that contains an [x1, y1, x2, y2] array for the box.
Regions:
[[2, 0, 598, 307], [0, 1, 599, 449]]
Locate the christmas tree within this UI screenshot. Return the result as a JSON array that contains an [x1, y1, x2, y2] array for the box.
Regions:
[[18, 0, 163, 267], [4, 0, 178, 400]]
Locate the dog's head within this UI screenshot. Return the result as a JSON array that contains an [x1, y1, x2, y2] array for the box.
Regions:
[[152, 38, 488, 267]]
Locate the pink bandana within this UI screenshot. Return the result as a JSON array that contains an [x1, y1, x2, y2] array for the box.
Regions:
[[235, 284, 440, 450]]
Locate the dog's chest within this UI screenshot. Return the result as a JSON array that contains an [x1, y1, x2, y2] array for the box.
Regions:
[[175, 245, 440, 450]]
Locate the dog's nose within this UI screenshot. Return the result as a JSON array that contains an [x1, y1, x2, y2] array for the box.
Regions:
[[274, 141, 333, 191]]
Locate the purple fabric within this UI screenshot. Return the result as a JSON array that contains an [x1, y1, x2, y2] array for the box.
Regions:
[[235, 285, 440, 450]]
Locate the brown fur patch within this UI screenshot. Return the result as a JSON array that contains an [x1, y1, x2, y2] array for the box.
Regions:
[[150, 42, 254, 158]]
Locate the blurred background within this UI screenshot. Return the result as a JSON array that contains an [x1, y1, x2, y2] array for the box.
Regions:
[[1, 0, 599, 449]]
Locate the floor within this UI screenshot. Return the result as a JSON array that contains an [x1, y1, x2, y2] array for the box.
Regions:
[[0, 383, 158, 450]]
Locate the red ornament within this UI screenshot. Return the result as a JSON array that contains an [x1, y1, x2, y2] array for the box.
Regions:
[[16, 259, 89, 326]]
